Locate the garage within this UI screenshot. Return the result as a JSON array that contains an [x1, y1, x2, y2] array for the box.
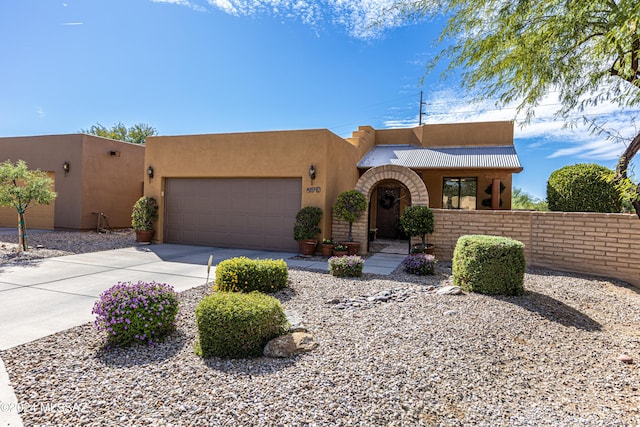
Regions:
[[164, 178, 302, 251]]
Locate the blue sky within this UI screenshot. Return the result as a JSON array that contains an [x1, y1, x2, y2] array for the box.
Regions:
[[1, 0, 637, 199]]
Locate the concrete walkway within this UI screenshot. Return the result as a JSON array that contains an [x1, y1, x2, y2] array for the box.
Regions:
[[0, 243, 406, 426]]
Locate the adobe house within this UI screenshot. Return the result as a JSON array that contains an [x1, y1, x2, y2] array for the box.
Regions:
[[145, 121, 522, 253], [0, 134, 145, 230]]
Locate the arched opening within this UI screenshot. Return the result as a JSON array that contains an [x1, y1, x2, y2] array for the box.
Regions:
[[347, 165, 429, 254]]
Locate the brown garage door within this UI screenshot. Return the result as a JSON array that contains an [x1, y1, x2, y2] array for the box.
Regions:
[[164, 178, 302, 251]]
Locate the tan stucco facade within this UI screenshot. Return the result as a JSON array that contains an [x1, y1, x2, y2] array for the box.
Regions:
[[0, 134, 145, 230], [146, 121, 521, 249]]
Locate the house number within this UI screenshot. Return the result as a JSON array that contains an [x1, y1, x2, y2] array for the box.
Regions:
[[306, 187, 321, 193]]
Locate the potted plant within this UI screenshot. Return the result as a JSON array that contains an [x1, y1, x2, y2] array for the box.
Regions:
[[131, 196, 159, 243], [333, 190, 367, 255], [321, 238, 336, 257], [332, 244, 348, 257], [293, 206, 322, 256], [399, 205, 435, 255]]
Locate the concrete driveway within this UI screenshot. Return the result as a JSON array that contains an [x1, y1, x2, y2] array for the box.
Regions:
[[0, 242, 405, 427]]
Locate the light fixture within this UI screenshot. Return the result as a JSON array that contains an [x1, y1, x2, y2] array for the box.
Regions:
[[309, 164, 316, 180], [147, 166, 154, 179], [62, 161, 70, 174]]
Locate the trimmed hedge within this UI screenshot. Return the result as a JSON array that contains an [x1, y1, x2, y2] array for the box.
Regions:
[[452, 235, 525, 296], [194, 292, 289, 358], [547, 163, 622, 213], [214, 257, 288, 293]]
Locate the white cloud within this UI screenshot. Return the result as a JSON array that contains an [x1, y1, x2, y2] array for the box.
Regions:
[[62, 22, 83, 25], [150, 0, 414, 37], [383, 89, 640, 161], [35, 106, 46, 118]]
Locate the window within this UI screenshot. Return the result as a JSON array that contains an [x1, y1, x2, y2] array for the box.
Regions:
[[443, 178, 477, 210]]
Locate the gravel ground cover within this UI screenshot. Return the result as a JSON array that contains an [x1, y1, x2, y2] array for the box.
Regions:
[[1, 231, 639, 426]]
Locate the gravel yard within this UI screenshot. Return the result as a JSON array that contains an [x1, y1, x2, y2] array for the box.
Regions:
[[1, 230, 639, 426]]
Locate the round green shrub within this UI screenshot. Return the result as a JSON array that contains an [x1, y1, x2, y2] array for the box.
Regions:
[[194, 292, 289, 358], [452, 235, 525, 296], [214, 257, 288, 293], [92, 281, 179, 347], [546, 163, 622, 212]]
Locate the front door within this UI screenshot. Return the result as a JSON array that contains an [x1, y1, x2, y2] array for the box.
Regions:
[[376, 186, 400, 239]]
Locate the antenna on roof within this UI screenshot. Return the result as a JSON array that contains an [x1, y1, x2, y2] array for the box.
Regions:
[[419, 90, 426, 126]]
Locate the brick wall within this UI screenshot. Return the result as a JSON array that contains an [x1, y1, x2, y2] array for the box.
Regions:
[[332, 209, 640, 287], [432, 209, 640, 288]]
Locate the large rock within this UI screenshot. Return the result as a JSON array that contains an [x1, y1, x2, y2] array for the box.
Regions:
[[436, 285, 463, 295], [264, 332, 318, 358]]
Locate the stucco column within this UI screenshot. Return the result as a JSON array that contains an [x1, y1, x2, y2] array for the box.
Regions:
[[491, 178, 501, 210]]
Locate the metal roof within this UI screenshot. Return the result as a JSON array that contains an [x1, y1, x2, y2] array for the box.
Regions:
[[357, 145, 522, 169]]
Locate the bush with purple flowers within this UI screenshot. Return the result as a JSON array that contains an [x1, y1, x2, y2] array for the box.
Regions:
[[328, 255, 364, 277], [92, 281, 179, 347], [402, 253, 436, 276]]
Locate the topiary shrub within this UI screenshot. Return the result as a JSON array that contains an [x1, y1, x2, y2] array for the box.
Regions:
[[547, 163, 622, 212], [333, 190, 367, 242], [402, 253, 436, 275], [92, 281, 179, 347], [214, 257, 288, 293], [328, 255, 364, 277], [194, 292, 289, 358], [452, 235, 525, 296], [293, 206, 322, 241], [399, 205, 435, 248]]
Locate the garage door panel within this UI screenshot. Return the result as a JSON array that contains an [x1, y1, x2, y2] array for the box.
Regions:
[[164, 178, 301, 251]]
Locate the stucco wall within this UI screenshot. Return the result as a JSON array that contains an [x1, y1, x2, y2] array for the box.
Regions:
[[80, 136, 145, 229], [0, 134, 144, 229], [145, 129, 360, 242]]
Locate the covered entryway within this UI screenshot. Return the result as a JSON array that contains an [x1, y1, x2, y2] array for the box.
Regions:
[[372, 182, 411, 239], [164, 178, 301, 251]]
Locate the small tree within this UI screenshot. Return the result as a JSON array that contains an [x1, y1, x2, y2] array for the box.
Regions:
[[399, 205, 434, 248], [333, 190, 367, 242], [0, 160, 57, 251], [547, 164, 623, 213]]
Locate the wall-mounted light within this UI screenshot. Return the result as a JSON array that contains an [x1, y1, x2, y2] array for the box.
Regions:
[[147, 166, 154, 179], [62, 161, 70, 175], [309, 164, 316, 180]]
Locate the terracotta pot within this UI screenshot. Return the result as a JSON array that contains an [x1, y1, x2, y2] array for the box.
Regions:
[[343, 241, 361, 255], [332, 249, 348, 257], [321, 243, 336, 257], [298, 240, 317, 256], [135, 229, 154, 243]]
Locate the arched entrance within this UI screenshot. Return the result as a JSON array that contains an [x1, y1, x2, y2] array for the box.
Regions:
[[371, 180, 411, 239], [349, 165, 429, 252]]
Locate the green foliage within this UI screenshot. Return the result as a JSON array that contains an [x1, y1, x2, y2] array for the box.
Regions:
[[328, 255, 364, 277], [131, 196, 159, 230], [293, 206, 322, 241], [333, 190, 367, 241], [453, 235, 525, 296], [333, 190, 367, 223], [399, 205, 434, 246], [0, 160, 57, 251], [547, 164, 623, 213], [81, 122, 158, 144], [194, 292, 289, 358], [214, 257, 288, 293], [512, 188, 549, 211]]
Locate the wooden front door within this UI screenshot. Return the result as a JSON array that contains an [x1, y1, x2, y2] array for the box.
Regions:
[[376, 186, 401, 239]]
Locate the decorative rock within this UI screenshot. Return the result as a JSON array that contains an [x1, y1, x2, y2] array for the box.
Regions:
[[264, 332, 318, 358], [617, 354, 633, 364], [436, 286, 463, 295], [444, 310, 458, 316], [285, 309, 307, 332]]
